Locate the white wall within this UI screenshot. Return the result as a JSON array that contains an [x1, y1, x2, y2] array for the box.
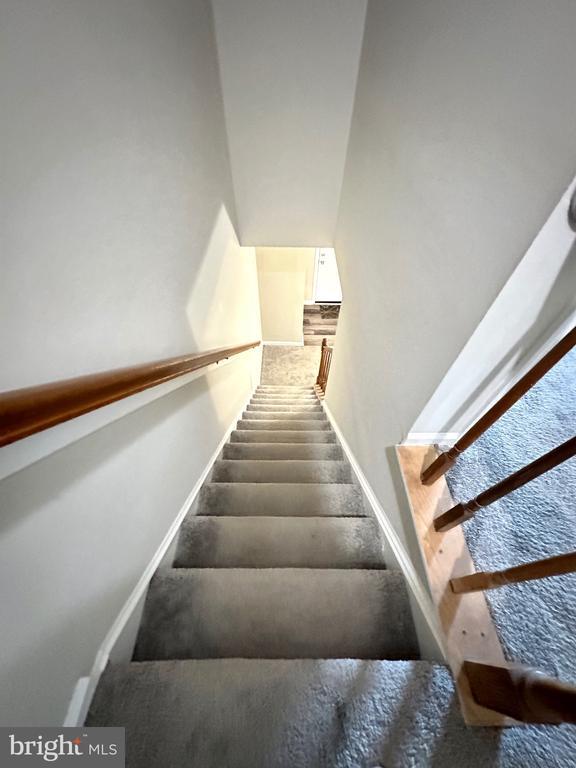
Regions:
[[256, 248, 315, 342], [211, 0, 367, 246], [326, 0, 576, 557], [413, 178, 576, 436], [0, 0, 261, 725]]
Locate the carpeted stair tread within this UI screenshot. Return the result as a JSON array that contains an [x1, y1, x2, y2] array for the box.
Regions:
[[231, 429, 336, 443], [198, 482, 366, 516], [133, 568, 418, 660], [211, 459, 352, 483], [250, 401, 320, 407], [257, 384, 316, 388], [251, 395, 320, 402], [242, 410, 326, 420], [87, 658, 574, 768], [251, 393, 319, 399], [174, 516, 386, 568], [246, 404, 323, 412], [223, 442, 342, 460], [237, 419, 330, 431], [257, 387, 315, 393]]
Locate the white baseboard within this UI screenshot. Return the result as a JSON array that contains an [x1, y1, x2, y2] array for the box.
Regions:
[[262, 340, 304, 347], [322, 402, 446, 657], [63, 395, 250, 727]]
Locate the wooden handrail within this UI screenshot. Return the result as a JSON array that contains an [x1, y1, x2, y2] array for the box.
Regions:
[[421, 326, 576, 484], [0, 341, 261, 447], [464, 660, 576, 724], [433, 435, 576, 531], [316, 338, 333, 393], [451, 551, 576, 594]]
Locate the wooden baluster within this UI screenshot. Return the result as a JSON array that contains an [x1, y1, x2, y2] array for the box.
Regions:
[[463, 660, 576, 724], [421, 326, 576, 484], [316, 338, 327, 387], [433, 435, 576, 531], [317, 338, 332, 393], [451, 551, 576, 594], [324, 347, 332, 391]]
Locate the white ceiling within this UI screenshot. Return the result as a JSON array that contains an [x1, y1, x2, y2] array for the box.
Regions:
[[211, 0, 367, 246]]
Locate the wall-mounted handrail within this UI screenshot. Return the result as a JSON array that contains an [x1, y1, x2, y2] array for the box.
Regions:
[[433, 435, 576, 531], [0, 340, 261, 447], [451, 551, 576, 594], [421, 326, 576, 484], [464, 660, 576, 724]]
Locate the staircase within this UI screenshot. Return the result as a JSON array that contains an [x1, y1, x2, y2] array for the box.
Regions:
[[86, 385, 573, 766], [85, 385, 416, 760]]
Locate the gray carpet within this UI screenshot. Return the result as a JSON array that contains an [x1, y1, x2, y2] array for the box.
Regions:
[[260, 346, 321, 385], [174, 516, 385, 568], [222, 442, 343, 460], [133, 568, 418, 660], [445, 348, 576, 683], [88, 659, 576, 768], [198, 481, 365, 516], [88, 384, 576, 764]]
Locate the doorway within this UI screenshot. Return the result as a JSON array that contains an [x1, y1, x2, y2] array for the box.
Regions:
[[313, 248, 342, 303]]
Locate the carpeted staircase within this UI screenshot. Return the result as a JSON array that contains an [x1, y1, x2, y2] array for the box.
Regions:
[[87, 385, 576, 767]]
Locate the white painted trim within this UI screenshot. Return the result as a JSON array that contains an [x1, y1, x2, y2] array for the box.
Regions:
[[403, 432, 460, 446], [64, 395, 250, 727], [322, 401, 447, 657], [262, 340, 304, 347], [63, 677, 91, 727]]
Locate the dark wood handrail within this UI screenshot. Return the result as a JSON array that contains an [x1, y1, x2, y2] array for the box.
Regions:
[[451, 551, 576, 594], [0, 341, 261, 447], [464, 660, 576, 724], [422, 326, 576, 484], [433, 435, 576, 531]]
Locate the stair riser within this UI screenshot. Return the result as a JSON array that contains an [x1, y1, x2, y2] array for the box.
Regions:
[[134, 570, 419, 661], [212, 460, 352, 484], [198, 483, 365, 517], [230, 430, 336, 443], [237, 420, 330, 430], [174, 517, 386, 569], [249, 404, 320, 409], [223, 443, 342, 460], [257, 387, 315, 392]]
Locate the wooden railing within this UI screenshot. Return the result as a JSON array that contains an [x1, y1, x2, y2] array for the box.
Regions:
[[418, 325, 576, 724], [464, 661, 576, 724], [451, 551, 576, 594], [0, 341, 260, 447], [421, 326, 576, 484], [434, 435, 576, 531], [316, 338, 333, 393]]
